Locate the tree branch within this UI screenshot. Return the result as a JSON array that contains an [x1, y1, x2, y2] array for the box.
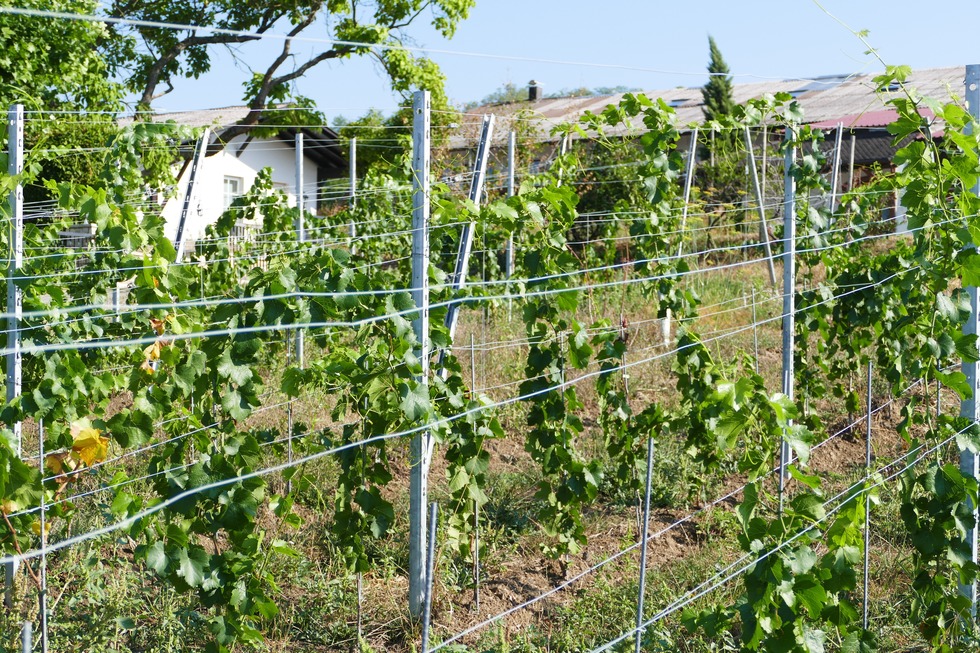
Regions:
[[251, 8, 323, 103], [1, 510, 41, 590], [391, 0, 433, 30], [139, 31, 264, 108]]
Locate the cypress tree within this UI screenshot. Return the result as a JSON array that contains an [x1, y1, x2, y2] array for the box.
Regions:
[[702, 35, 735, 122]]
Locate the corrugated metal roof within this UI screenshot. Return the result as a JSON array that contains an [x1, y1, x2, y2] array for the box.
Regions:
[[809, 108, 936, 130], [448, 66, 966, 149], [119, 105, 254, 128]]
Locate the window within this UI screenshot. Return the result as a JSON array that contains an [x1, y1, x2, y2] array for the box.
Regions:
[[223, 176, 244, 209]]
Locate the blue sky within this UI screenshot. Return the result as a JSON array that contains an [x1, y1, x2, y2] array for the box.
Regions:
[[151, 0, 977, 121]]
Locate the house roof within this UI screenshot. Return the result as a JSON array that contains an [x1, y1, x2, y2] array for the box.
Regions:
[[122, 105, 347, 175], [809, 107, 944, 139], [450, 66, 966, 148]]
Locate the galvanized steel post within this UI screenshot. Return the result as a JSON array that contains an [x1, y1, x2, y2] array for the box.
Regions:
[[505, 130, 516, 279], [295, 131, 306, 242], [294, 132, 305, 367], [959, 62, 980, 618], [421, 502, 438, 653], [6, 104, 22, 457], [744, 126, 777, 286], [174, 127, 210, 263], [409, 90, 432, 619], [349, 136, 357, 251], [779, 126, 797, 514], [4, 104, 23, 610], [635, 437, 655, 653], [829, 122, 844, 214], [441, 114, 495, 349], [863, 361, 873, 630], [677, 126, 699, 257], [556, 133, 569, 186]]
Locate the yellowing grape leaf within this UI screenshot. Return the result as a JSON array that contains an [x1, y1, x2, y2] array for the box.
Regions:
[[141, 340, 165, 374], [70, 420, 108, 466], [144, 341, 162, 362], [30, 520, 51, 536], [45, 452, 74, 481], [149, 315, 168, 336]]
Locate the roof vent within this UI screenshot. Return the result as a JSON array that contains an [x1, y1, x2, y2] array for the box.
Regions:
[[529, 80, 541, 102]]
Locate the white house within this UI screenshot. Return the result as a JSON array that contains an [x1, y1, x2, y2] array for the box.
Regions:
[[142, 106, 347, 241]]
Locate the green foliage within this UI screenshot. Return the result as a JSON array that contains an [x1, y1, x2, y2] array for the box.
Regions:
[[0, 0, 120, 111], [4, 60, 980, 653], [0, 0, 124, 198], [104, 0, 475, 117], [701, 36, 735, 123], [463, 82, 529, 109]]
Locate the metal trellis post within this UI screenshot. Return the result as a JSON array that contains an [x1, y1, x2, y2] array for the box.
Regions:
[[635, 437, 655, 653], [294, 132, 305, 366], [505, 130, 516, 279], [829, 122, 844, 214], [4, 105, 23, 610], [409, 89, 432, 619], [744, 126, 777, 286], [752, 288, 760, 375], [556, 133, 569, 187], [295, 131, 306, 242], [761, 124, 769, 209], [6, 105, 22, 457], [441, 114, 495, 352], [863, 361, 873, 630], [421, 502, 439, 653], [779, 125, 797, 514], [958, 62, 980, 618], [349, 136, 357, 252], [677, 126, 699, 258], [174, 127, 210, 263], [37, 418, 47, 652]]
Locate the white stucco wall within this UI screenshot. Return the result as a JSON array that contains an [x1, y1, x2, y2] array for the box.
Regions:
[[161, 135, 320, 242]]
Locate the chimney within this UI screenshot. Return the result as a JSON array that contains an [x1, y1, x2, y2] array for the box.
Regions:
[[528, 80, 541, 102]]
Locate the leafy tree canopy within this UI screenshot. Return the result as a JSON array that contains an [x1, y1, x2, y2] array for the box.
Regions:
[[103, 0, 475, 136], [0, 0, 124, 199], [0, 0, 122, 112]]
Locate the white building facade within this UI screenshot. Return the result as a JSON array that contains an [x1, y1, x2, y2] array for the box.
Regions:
[[146, 107, 346, 242]]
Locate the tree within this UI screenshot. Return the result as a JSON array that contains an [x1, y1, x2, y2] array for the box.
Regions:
[[333, 108, 407, 174], [0, 0, 121, 112], [0, 0, 124, 200], [463, 82, 527, 110], [103, 0, 476, 141], [698, 35, 742, 227], [701, 35, 734, 122]]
